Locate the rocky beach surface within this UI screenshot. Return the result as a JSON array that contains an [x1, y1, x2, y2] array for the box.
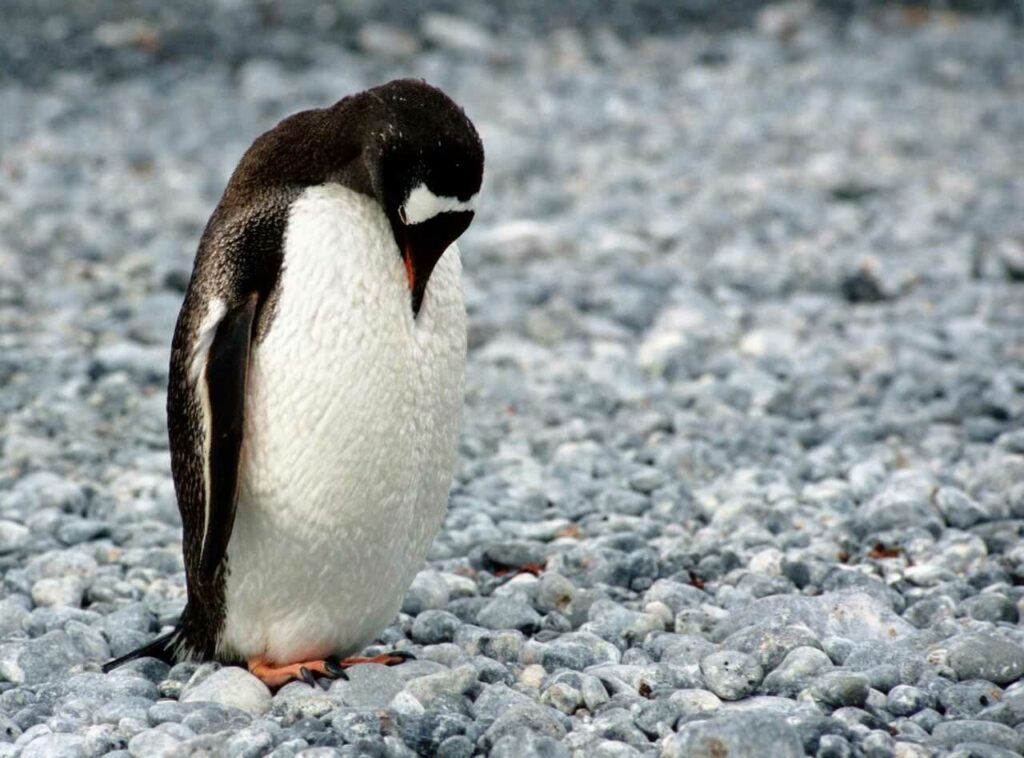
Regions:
[[2, 2, 1024, 756]]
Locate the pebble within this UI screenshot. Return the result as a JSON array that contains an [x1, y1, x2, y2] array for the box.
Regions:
[[476, 596, 542, 633], [762, 646, 833, 697], [931, 720, 1024, 753], [662, 711, 803, 758], [180, 668, 271, 715], [886, 685, 933, 717], [401, 570, 450, 616], [699, 650, 763, 701], [805, 671, 871, 708], [945, 635, 1024, 686]]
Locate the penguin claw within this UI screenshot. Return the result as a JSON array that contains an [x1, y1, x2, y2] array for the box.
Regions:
[[324, 659, 349, 679]]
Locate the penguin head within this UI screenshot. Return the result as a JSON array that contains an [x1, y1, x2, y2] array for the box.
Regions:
[[357, 79, 484, 314]]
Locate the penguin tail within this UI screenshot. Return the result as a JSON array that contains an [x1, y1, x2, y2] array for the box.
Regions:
[[102, 628, 185, 673]]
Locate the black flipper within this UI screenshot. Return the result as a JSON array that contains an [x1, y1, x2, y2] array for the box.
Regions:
[[101, 630, 180, 672], [199, 292, 259, 581]]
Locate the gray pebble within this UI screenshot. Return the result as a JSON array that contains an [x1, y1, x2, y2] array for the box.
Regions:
[[410, 610, 461, 645], [931, 719, 1024, 753], [20, 734, 88, 758], [699, 650, 763, 701], [476, 596, 542, 633], [488, 729, 569, 758], [401, 570, 450, 616], [663, 711, 803, 758], [762, 646, 832, 697], [886, 685, 933, 717], [946, 635, 1024, 685], [805, 671, 870, 708], [180, 667, 271, 714]]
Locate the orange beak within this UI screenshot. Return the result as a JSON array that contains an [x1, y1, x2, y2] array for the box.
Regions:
[[403, 247, 416, 291]]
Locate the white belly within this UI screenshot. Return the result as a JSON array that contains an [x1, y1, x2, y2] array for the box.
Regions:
[[218, 184, 466, 664]]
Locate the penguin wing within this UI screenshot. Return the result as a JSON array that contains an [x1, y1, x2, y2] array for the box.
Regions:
[[168, 204, 287, 593], [196, 292, 259, 579]]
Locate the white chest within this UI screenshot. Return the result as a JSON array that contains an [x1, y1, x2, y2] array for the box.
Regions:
[[218, 184, 466, 663]]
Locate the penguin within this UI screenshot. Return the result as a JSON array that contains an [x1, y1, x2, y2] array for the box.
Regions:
[[103, 79, 483, 687]]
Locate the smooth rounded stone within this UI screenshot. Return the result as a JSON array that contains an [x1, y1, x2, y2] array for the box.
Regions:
[[662, 710, 802, 758], [0, 630, 82, 685], [852, 471, 943, 538], [805, 671, 870, 708], [487, 729, 569, 758], [410, 610, 462, 645], [905, 596, 957, 629], [180, 703, 252, 734], [540, 682, 583, 715], [940, 681, 1005, 719], [762, 646, 833, 697], [127, 725, 189, 758], [815, 733, 853, 758], [0, 520, 30, 553], [590, 706, 649, 747], [632, 697, 684, 738], [945, 634, 1024, 685], [647, 634, 715, 666], [480, 703, 567, 750], [329, 664, 404, 709], [860, 729, 896, 758], [479, 630, 525, 663], [699, 650, 763, 701], [534, 573, 576, 615], [886, 685, 933, 717], [435, 733, 473, 758], [581, 600, 663, 648], [931, 720, 1024, 753], [402, 664, 476, 706], [523, 632, 621, 671], [822, 638, 855, 665], [667, 689, 722, 717], [643, 580, 708, 614], [0, 715, 21, 743], [471, 683, 536, 726], [401, 570, 450, 616], [720, 622, 823, 667], [0, 598, 29, 638], [476, 596, 542, 633], [960, 594, 1018, 623], [946, 743, 1022, 758], [910, 707, 944, 732], [934, 487, 990, 529], [482, 540, 546, 570], [20, 733, 88, 758], [223, 724, 279, 757], [862, 664, 900, 693], [977, 686, 1024, 726], [180, 667, 271, 715]]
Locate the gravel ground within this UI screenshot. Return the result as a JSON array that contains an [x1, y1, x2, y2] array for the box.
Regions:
[[3, 3, 1024, 757]]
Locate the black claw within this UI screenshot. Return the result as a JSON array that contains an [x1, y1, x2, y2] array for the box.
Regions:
[[299, 666, 316, 687], [324, 659, 349, 679], [389, 651, 416, 662]]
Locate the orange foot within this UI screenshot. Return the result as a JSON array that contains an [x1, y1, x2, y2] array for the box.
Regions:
[[247, 651, 415, 689]]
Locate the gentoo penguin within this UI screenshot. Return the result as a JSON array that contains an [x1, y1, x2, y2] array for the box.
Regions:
[[103, 79, 483, 687]]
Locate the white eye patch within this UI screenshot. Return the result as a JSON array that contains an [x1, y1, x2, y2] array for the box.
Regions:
[[399, 183, 478, 225]]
